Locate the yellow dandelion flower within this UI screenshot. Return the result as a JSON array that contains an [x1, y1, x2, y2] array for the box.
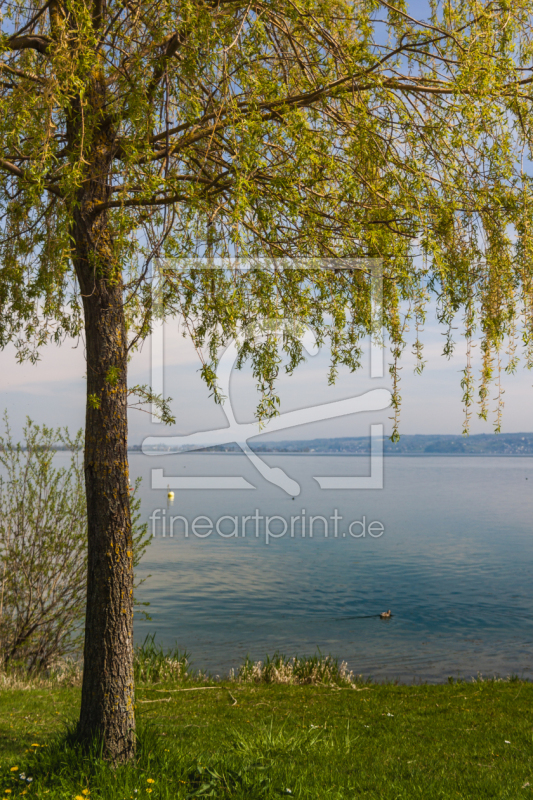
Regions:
[[75, 795, 85, 800], [82, 792, 90, 796], [9, 767, 18, 772], [147, 779, 155, 784], [31, 744, 40, 747]]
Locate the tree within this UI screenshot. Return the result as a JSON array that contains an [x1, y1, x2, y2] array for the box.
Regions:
[[1, 0, 533, 761]]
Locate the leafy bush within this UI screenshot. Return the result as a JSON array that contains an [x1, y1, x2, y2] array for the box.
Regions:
[[0, 413, 149, 672]]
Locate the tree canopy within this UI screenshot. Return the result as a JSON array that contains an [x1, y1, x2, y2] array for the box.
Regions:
[[0, 0, 532, 431]]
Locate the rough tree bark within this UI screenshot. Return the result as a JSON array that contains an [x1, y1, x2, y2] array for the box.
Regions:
[[68, 73, 136, 762]]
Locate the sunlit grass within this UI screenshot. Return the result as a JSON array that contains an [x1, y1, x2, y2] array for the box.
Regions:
[[0, 647, 532, 798]]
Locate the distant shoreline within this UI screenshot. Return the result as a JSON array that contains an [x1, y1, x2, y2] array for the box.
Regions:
[[129, 431, 533, 456], [40, 431, 533, 456], [128, 450, 533, 457]]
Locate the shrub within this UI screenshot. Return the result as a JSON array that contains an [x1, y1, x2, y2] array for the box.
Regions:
[[0, 413, 149, 672]]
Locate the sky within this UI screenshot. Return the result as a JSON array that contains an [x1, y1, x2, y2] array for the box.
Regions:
[[2, 302, 532, 445]]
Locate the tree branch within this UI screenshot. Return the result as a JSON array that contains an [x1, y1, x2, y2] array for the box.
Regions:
[[7, 35, 51, 54], [0, 158, 64, 197], [90, 191, 188, 213], [140, 66, 532, 156], [0, 63, 44, 84], [147, 29, 188, 98]]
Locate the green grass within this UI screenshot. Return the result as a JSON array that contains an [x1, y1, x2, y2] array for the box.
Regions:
[[1, 663, 533, 798]]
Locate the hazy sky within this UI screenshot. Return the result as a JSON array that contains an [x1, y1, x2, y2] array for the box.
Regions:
[[2, 301, 532, 444]]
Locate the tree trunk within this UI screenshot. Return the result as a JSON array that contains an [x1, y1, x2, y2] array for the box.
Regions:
[[68, 77, 136, 762], [77, 272, 135, 762]]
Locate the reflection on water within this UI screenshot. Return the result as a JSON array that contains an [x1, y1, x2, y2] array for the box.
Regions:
[[131, 454, 533, 682]]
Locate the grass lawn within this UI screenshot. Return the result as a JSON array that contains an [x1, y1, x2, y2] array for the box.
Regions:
[[0, 675, 532, 799]]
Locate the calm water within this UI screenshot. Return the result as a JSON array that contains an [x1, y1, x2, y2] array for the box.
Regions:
[[129, 454, 533, 683]]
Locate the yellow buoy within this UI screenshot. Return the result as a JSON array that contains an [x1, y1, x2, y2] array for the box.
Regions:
[[168, 491, 174, 500]]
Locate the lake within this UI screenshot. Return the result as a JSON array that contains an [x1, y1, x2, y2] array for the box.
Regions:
[[129, 453, 533, 683]]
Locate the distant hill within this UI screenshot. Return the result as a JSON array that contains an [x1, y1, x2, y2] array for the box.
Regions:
[[254, 433, 533, 455], [129, 432, 533, 455]]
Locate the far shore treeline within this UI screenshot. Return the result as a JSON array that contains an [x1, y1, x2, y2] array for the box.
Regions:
[[6, 432, 533, 455], [127, 433, 533, 456]]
